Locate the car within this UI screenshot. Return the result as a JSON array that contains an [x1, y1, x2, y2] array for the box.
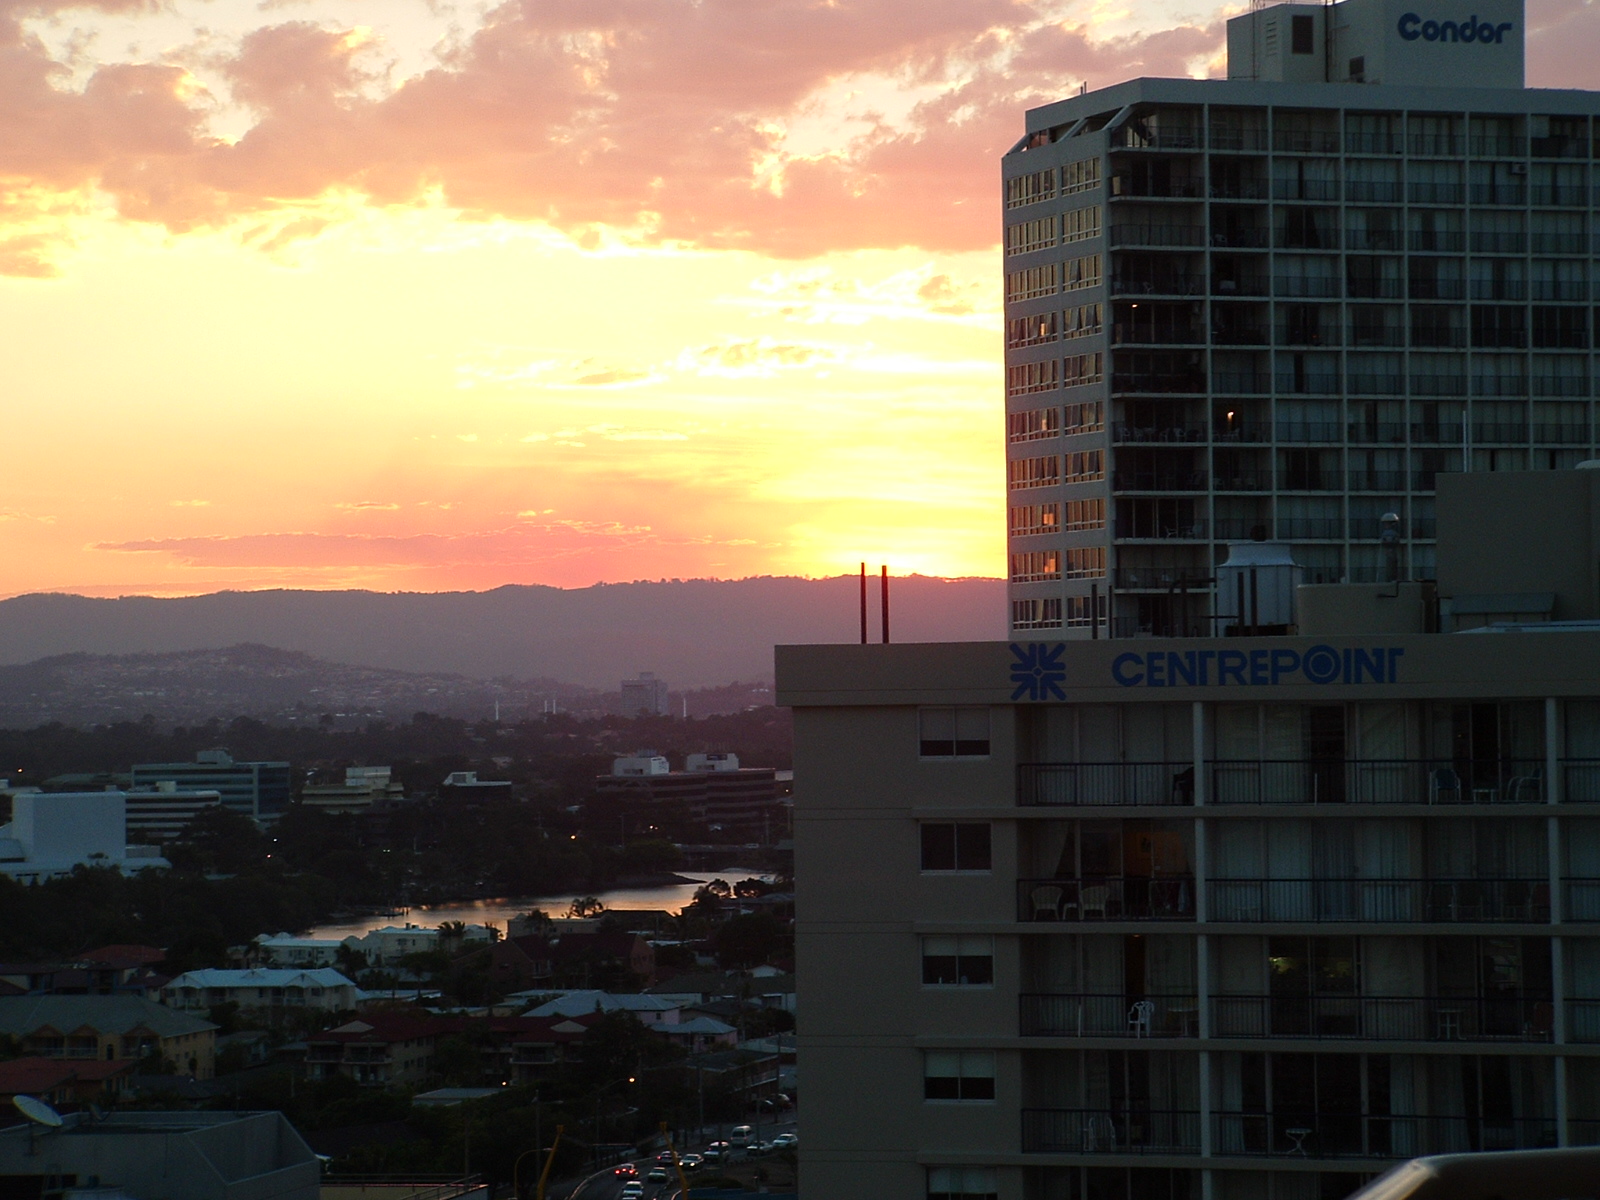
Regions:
[[620, 1184, 645, 1200], [704, 1141, 730, 1162], [654, 1151, 675, 1165], [729, 1125, 754, 1145], [612, 1163, 638, 1177], [772, 1133, 798, 1149], [646, 1168, 669, 1182], [748, 1141, 776, 1157], [679, 1153, 704, 1170]]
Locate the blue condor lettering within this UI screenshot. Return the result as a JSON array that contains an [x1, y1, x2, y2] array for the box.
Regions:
[[1111, 645, 1405, 688], [1397, 12, 1514, 43]]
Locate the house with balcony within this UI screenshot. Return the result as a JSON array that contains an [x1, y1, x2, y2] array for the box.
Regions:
[[303, 1013, 448, 1089], [0, 996, 216, 1080], [161, 968, 357, 1017]]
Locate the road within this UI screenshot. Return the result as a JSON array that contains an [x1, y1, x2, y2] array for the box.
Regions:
[[556, 1118, 799, 1200]]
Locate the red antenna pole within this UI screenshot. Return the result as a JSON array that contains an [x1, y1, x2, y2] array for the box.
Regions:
[[881, 565, 890, 644], [859, 564, 868, 644]]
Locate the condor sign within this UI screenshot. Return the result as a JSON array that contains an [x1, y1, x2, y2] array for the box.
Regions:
[[1397, 12, 1514, 43]]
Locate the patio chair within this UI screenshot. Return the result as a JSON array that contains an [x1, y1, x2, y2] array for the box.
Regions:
[[1030, 884, 1064, 922], [1506, 766, 1544, 803], [1080, 885, 1111, 920], [1127, 999, 1156, 1037], [1429, 766, 1462, 803]]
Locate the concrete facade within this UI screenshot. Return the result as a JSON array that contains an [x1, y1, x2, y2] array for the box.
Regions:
[[780, 633, 1600, 1199]]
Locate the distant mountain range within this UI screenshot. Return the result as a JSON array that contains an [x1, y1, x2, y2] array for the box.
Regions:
[[0, 575, 1006, 692]]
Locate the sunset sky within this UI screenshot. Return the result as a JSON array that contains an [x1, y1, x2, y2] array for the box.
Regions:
[[2, 0, 1596, 598]]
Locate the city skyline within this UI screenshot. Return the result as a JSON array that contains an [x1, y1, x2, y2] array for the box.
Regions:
[[1, 0, 1597, 600]]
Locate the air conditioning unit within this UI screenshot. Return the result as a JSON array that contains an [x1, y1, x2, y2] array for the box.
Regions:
[[1509, 162, 1528, 176]]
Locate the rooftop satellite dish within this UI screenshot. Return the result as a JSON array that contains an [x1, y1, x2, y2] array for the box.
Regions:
[[13, 1095, 63, 1128]]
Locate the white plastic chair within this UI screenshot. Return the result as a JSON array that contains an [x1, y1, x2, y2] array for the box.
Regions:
[[1128, 999, 1156, 1037]]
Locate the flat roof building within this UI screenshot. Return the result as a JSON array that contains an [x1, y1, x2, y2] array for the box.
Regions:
[[129, 749, 290, 826], [1001, 0, 1600, 641]]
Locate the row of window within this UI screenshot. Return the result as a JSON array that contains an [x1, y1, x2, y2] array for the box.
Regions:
[[1010, 546, 1109, 582], [1005, 206, 1103, 255], [1007, 450, 1106, 489], [1009, 403, 1106, 443], [1006, 255, 1103, 302], [1012, 597, 1064, 630], [1006, 159, 1101, 209], [1008, 303, 1104, 349], [1009, 498, 1107, 537]]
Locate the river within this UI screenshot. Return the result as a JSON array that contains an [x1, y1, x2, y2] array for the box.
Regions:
[[302, 870, 766, 941]]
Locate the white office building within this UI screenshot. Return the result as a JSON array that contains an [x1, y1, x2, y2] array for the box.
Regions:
[[0, 792, 168, 882], [1002, 0, 1597, 640]]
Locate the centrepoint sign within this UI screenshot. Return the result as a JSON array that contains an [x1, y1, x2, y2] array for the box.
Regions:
[[1397, 12, 1514, 43], [1006, 642, 1407, 700]]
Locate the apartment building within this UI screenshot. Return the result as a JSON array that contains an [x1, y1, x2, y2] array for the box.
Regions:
[[1003, 0, 1600, 640]]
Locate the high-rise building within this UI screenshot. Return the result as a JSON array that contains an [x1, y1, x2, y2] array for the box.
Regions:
[[129, 749, 290, 825], [1002, 0, 1594, 640], [621, 672, 671, 716]]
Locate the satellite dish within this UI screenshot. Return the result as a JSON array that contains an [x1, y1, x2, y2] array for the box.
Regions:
[[13, 1095, 63, 1128]]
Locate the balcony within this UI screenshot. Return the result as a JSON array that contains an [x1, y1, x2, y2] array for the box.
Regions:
[[1273, 130, 1339, 154], [1471, 184, 1527, 206], [1214, 1113, 1557, 1159], [1277, 518, 1343, 540], [1345, 133, 1400, 155], [1020, 993, 1199, 1038], [1018, 761, 1195, 807], [1531, 233, 1585, 254], [1111, 471, 1208, 492], [1470, 232, 1527, 254], [1472, 421, 1530, 442], [1110, 567, 1211, 590], [1210, 228, 1269, 249], [1565, 878, 1600, 920], [1112, 325, 1204, 347], [1407, 231, 1465, 253], [1212, 372, 1271, 394], [1115, 519, 1208, 541], [1210, 129, 1268, 152], [1569, 999, 1600, 1042], [1347, 277, 1403, 300], [1345, 181, 1402, 204], [1112, 274, 1204, 298], [1210, 180, 1269, 201], [1112, 373, 1206, 395], [1563, 758, 1600, 800], [1274, 277, 1342, 300], [1209, 878, 1551, 923], [1212, 473, 1270, 492], [1023, 1108, 1201, 1155], [1111, 224, 1206, 249], [1019, 876, 1196, 923], [1275, 372, 1341, 394], [1532, 185, 1587, 206], [1208, 759, 1547, 805], [1211, 994, 1554, 1042], [1347, 417, 1407, 440], [1410, 374, 1468, 396], [1112, 423, 1206, 444]]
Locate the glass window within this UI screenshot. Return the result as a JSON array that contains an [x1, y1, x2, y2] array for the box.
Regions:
[[928, 1167, 998, 1200], [919, 708, 991, 757], [922, 936, 995, 986], [921, 823, 992, 872], [924, 1050, 996, 1101]]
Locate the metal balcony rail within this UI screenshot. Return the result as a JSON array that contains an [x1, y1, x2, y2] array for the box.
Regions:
[[1112, 274, 1205, 297], [1531, 281, 1588, 302], [1112, 471, 1208, 492], [1113, 129, 1201, 151], [1114, 519, 1208, 541], [1348, 278, 1404, 299], [1111, 224, 1206, 248], [1023, 1108, 1201, 1155], [1347, 230, 1402, 252], [1470, 379, 1530, 399], [1407, 134, 1463, 156], [1562, 758, 1600, 801], [1113, 423, 1206, 443], [1211, 228, 1269, 248], [1110, 177, 1201, 199], [1213, 473, 1270, 492], [1532, 185, 1587, 205], [1407, 183, 1465, 204], [1020, 993, 1200, 1038], [1471, 184, 1527, 206], [1406, 231, 1465, 252], [1569, 999, 1600, 1043], [1408, 279, 1467, 301], [1211, 130, 1269, 152], [1273, 130, 1340, 154], [1530, 233, 1585, 254], [1277, 518, 1343, 540], [1019, 876, 1196, 923], [1209, 877, 1551, 924], [1272, 181, 1341, 202], [1347, 419, 1407, 440], [1565, 878, 1600, 921], [1410, 422, 1466, 443], [1345, 182, 1403, 203], [1471, 421, 1531, 441], [1348, 327, 1407, 347], [1409, 374, 1468, 396], [1213, 424, 1268, 443], [1530, 379, 1591, 399], [1213, 1112, 1557, 1159], [1211, 277, 1271, 297], [1348, 471, 1411, 491], [1345, 133, 1401, 154], [1470, 135, 1527, 157], [1212, 372, 1271, 394], [1112, 373, 1207, 395], [1211, 994, 1554, 1043], [1276, 330, 1341, 348], [1275, 277, 1343, 299], [1275, 372, 1341, 393], [1471, 281, 1527, 301], [1211, 328, 1269, 347], [1211, 181, 1270, 200], [1208, 759, 1548, 804], [1470, 232, 1527, 253], [1112, 325, 1205, 347], [1109, 568, 1211, 591], [1018, 761, 1196, 807]]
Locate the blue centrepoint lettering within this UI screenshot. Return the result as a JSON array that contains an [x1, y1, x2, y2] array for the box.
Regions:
[[1102, 644, 1406, 689], [1398, 12, 1513, 43], [1112, 652, 1144, 686]]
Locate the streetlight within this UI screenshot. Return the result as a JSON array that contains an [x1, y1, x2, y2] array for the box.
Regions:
[[588, 1076, 636, 1166], [512, 1125, 563, 1200]]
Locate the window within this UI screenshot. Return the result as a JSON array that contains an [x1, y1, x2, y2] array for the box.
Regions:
[[1063, 302, 1104, 340], [1063, 401, 1103, 434], [1063, 352, 1104, 386], [1006, 264, 1057, 301], [1005, 216, 1057, 255], [1008, 455, 1059, 489], [929, 1167, 998, 1200], [924, 1051, 996, 1101], [1291, 13, 1314, 54], [1064, 546, 1107, 579], [1006, 168, 1056, 209], [1061, 205, 1102, 243], [1011, 597, 1063, 630], [1011, 550, 1062, 582], [918, 710, 992, 760], [1008, 407, 1061, 442], [1006, 360, 1059, 396], [1063, 497, 1105, 530], [1009, 503, 1060, 536], [1062, 157, 1101, 195], [922, 936, 995, 986], [1064, 593, 1107, 627], [1062, 449, 1104, 483], [1007, 311, 1057, 348], [920, 822, 992, 871], [1063, 253, 1102, 292]]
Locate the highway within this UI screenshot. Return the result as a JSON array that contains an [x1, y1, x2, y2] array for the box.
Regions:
[[557, 1118, 798, 1200]]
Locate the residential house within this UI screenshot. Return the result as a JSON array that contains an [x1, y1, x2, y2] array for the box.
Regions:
[[524, 990, 680, 1025], [0, 995, 216, 1079], [0, 1056, 135, 1107], [161, 968, 357, 1016], [303, 1013, 447, 1088]]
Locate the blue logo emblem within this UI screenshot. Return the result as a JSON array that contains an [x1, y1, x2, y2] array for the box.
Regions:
[[1010, 642, 1068, 701]]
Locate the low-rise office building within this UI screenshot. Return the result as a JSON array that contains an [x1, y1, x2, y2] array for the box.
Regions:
[[0, 792, 168, 882], [130, 749, 290, 825], [125, 782, 222, 843]]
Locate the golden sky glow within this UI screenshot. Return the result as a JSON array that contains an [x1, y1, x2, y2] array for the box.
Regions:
[[0, 0, 1593, 597]]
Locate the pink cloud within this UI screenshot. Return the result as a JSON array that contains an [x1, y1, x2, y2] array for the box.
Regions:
[[0, 0, 1230, 267]]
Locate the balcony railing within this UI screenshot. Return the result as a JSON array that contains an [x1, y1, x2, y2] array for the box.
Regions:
[[1019, 877, 1196, 923], [1113, 423, 1206, 444], [1112, 274, 1205, 297], [1111, 224, 1206, 248], [1569, 999, 1600, 1042], [1023, 1108, 1201, 1155], [1112, 471, 1208, 492], [1566, 878, 1600, 921], [1210, 181, 1269, 201], [1112, 373, 1206, 395], [1211, 228, 1269, 249], [1213, 1112, 1557, 1159], [1211, 994, 1554, 1042], [1114, 520, 1209, 541], [1208, 759, 1547, 805], [1020, 993, 1199, 1037], [1018, 762, 1195, 807], [1209, 878, 1550, 923]]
